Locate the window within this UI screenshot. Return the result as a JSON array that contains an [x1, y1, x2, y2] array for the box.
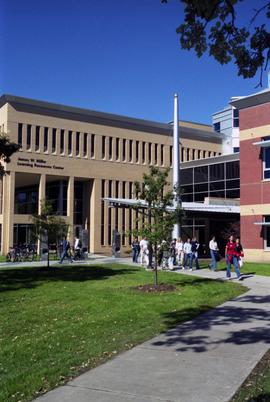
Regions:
[[192, 149, 195, 160], [213, 122, 220, 133], [148, 143, 152, 164], [169, 145, 172, 166], [102, 136, 106, 159], [18, 123, 23, 147], [210, 163, 224, 181], [264, 216, 270, 250], [76, 132, 80, 156], [186, 148, 190, 161], [122, 139, 126, 161], [44, 127, 48, 152], [52, 128, 56, 153], [154, 144, 158, 165], [35, 126, 40, 151], [135, 141, 139, 163], [226, 161, 239, 179], [181, 168, 193, 185], [233, 147, 240, 153], [83, 133, 87, 157], [60, 129, 65, 154], [116, 138, 120, 160], [91, 134, 95, 158], [68, 130, 72, 154], [27, 124, 31, 149], [142, 142, 145, 163], [161, 144, 164, 165], [233, 108, 239, 128], [194, 166, 208, 183], [181, 147, 184, 162], [263, 147, 270, 179], [203, 150, 206, 158], [129, 140, 133, 162], [109, 137, 113, 160]]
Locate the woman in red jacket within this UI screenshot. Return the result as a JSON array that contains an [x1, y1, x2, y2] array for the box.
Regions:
[[225, 235, 242, 280]]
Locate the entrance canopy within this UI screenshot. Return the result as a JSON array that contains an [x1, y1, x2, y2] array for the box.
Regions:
[[103, 197, 240, 214]]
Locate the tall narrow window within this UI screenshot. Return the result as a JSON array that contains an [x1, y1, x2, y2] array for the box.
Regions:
[[18, 123, 23, 147], [263, 147, 270, 179], [102, 136, 106, 159], [142, 142, 146, 163], [91, 134, 95, 158], [181, 147, 184, 162], [135, 141, 139, 163], [116, 138, 120, 160], [203, 150, 206, 158], [83, 133, 87, 157], [169, 145, 173, 166], [109, 137, 113, 160], [27, 124, 31, 149], [52, 128, 56, 153], [122, 139, 126, 161], [122, 181, 126, 245], [101, 180, 105, 245], [44, 127, 48, 152], [35, 126, 40, 151], [68, 130, 72, 154], [161, 144, 164, 165], [129, 140, 133, 162], [76, 132, 80, 156], [148, 143, 152, 164], [154, 143, 158, 165], [192, 149, 195, 160], [198, 150, 201, 159], [187, 148, 190, 161], [115, 181, 119, 231], [60, 129, 65, 154]]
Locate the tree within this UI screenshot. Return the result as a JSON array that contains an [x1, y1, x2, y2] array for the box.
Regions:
[[32, 200, 69, 268], [162, 0, 270, 85], [132, 166, 182, 287], [0, 132, 20, 174]]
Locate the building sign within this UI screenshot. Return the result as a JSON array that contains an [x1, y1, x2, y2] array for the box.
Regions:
[[17, 157, 64, 170]]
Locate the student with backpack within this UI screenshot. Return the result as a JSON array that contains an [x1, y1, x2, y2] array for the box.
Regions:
[[59, 236, 73, 264]]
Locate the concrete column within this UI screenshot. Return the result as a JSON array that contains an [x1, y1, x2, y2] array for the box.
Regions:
[[2, 171, 15, 254], [39, 126, 44, 153], [67, 176, 74, 245], [38, 174, 46, 214], [22, 124, 27, 151], [47, 127, 52, 154], [132, 140, 136, 163], [90, 178, 102, 253], [55, 128, 60, 155], [30, 125, 35, 151]]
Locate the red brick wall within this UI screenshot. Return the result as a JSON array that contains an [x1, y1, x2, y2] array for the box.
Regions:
[[240, 103, 270, 130], [241, 215, 264, 249]]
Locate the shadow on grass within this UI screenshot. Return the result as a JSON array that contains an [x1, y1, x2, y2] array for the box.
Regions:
[[153, 293, 270, 352], [0, 265, 137, 293], [246, 394, 270, 402]]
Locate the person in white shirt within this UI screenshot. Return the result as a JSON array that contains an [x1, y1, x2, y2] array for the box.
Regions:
[[175, 238, 184, 268], [183, 238, 192, 269], [209, 235, 219, 271], [139, 237, 149, 267]]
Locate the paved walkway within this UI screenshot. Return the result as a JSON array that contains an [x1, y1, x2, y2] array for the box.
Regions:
[[27, 262, 270, 402]]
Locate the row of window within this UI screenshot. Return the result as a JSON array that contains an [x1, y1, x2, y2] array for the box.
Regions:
[[18, 123, 95, 157], [101, 179, 139, 247]]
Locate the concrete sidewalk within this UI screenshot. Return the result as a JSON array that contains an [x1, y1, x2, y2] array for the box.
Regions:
[[32, 268, 270, 402]]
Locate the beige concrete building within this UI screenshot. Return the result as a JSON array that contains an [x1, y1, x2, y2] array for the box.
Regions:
[[0, 94, 223, 255]]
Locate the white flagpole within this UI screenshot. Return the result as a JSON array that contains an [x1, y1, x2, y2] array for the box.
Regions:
[[172, 93, 181, 239]]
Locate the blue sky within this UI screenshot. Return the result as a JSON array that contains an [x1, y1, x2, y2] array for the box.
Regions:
[[1, 0, 268, 124]]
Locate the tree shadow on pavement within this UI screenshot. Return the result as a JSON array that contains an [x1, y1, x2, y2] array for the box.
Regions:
[[152, 294, 270, 352], [0, 265, 137, 293]]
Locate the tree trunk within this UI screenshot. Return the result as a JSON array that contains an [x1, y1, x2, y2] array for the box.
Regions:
[[154, 242, 158, 287]]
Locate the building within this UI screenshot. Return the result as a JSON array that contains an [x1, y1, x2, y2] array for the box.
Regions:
[[212, 103, 240, 154], [0, 94, 224, 255], [231, 89, 270, 262]]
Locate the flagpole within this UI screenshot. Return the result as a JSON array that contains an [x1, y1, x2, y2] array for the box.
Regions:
[[172, 93, 181, 239]]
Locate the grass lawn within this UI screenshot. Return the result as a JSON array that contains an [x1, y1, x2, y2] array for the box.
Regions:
[[0, 263, 245, 402], [231, 349, 270, 402], [217, 260, 270, 277]]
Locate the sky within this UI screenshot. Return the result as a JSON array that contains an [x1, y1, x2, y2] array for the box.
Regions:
[[1, 0, 269, 125]]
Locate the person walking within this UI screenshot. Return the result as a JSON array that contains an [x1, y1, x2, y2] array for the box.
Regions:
[[175, 238, 184, 268], [59, 236, 73, 264], [235, 237, 244, 268], [209, 235, 219, 271], [190, 236, 200, 270], [183, 238, 192, 270], [131, 237, 140, 263], [139, 236, 149, 267], [225, 235, 242, 280]]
